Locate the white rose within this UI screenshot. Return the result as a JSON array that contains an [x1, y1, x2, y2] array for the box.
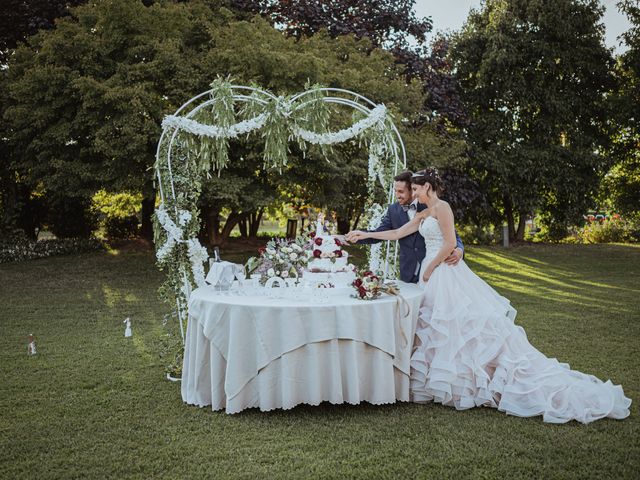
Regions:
[[290, 252, 298, 260], [365, 291, 373, 298], [266, 248, 276, 256], [267, 268, 275, 277], [282, 271, 289, 278]]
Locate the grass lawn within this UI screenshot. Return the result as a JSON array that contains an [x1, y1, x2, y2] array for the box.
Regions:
[[1, 243, 638, 479]]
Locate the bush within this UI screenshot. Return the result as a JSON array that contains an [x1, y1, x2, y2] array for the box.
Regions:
[[47, 197, 97, 239], [92, 190, 141, 239], [576, 216, 640, 244], [457, 223, 497, 245], [0, 233, 106, 263], [104, 215, 140, 239]]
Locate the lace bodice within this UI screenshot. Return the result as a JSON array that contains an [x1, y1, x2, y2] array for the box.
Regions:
[[419, 216, 444, 262]]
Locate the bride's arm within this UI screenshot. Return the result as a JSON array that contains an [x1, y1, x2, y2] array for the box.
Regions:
[[347, 211, 428, 242], [423, 203, 457, 279]]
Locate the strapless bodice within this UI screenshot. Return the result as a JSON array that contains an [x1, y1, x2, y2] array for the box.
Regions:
[[419, 216, 443, 262]]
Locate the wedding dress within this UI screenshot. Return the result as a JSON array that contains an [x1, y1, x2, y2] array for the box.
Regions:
[[410, 216, 631, 424]]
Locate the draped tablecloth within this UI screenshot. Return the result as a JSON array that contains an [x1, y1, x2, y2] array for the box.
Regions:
[[181, 282, 423, 413]]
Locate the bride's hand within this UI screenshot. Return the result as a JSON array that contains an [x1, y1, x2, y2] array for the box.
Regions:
[[422, 265, 435, 282]]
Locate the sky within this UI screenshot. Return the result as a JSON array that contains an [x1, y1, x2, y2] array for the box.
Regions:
[[413, 0, 632, 53]]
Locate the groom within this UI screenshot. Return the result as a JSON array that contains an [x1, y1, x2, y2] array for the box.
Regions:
[[346, 171, 464, 283]]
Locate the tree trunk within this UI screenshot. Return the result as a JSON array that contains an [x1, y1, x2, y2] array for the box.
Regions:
[[336, 215, 351, 235], [238, 216, 248, 238], [515, 212, 527, 242], [351, 211, 362, 231], [140, 186, 155, 241], [205, 205, 222, 246], [219, 210, 244, 245], [249, 208, 264, 238], [503, 194, 516, 242]]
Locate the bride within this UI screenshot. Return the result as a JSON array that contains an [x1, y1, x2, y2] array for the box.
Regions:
[[347, 167, 631, 424]]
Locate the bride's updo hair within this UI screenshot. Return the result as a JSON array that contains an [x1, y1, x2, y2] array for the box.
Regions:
[[411, 167, 444, 195]]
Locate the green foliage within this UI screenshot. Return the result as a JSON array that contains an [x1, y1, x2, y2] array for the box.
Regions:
[[600, 1, 640, 216], [91, 190, 142, 239], [576, 216, 640, 244], [451, 0, 616, 240], [92, 190, 142, 220]]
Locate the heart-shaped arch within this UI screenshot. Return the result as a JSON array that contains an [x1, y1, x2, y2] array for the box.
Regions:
[[154, 80, 407, 340]]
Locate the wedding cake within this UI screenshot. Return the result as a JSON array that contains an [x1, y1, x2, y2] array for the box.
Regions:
[[303, 214, 356, 288]]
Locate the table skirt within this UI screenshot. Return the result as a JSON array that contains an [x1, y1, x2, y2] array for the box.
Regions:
[[182, 318, 410, 414]]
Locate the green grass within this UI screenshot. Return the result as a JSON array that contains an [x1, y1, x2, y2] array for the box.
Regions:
[[1, 244, 638, 479]]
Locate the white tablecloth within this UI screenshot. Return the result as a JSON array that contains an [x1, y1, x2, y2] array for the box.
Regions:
[[181, 282, 424, 413]]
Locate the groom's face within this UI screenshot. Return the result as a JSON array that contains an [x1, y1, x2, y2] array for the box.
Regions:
[[394, 181, 412, 205]]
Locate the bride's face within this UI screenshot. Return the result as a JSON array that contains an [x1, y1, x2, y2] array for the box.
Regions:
[[412, 183, 429, 202]]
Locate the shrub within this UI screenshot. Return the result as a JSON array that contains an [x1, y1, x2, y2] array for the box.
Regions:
[[47, 197, 97, 239], [457, 223, 497, 245], [0, 232, 105, 263], [577, 216, 640, 244], [91, 190, 141, 239]]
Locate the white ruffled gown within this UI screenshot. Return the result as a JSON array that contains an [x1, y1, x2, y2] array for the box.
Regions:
[[410, 216, 631, 424]]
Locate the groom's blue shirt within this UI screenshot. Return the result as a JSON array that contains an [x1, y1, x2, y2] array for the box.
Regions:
[[357, 202, 464, 283]]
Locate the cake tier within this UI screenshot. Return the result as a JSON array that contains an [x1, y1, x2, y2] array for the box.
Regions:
[[313, 235, 345, 254], [302, 270, 356, 289], [307, 257, 348, 272]]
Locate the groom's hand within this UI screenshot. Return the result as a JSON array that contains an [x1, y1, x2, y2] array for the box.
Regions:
[[444, 247, 463, 266], [345, 230, 363, 242]]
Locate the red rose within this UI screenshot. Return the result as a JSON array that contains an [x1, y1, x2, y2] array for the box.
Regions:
[[309, 231, 316, 238], [334, 250, 342, 257], [314, 237, 323, 246], [358, 286, 367, 297], [313, 249, 322, 258], [334, 238, 342, 246], [258, 246, 266, 254], [363, 270, 373, 277], [354, 278, 363, 287]]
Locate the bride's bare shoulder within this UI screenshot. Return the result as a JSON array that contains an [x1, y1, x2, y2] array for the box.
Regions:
[[434, 200, 454, 218]]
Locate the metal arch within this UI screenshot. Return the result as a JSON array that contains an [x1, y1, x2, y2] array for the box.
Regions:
[[155, 85, 409, 340]]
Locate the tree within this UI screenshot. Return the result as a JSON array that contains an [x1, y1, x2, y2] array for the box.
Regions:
[[231, 1, 469, 130], [3, 0, 432, 243], [450, 0, 616, 241], [601, 1, 640, 215], [231, 0, 432, 46], [3, 0, 234, 239], [0, 0, 87, 65]]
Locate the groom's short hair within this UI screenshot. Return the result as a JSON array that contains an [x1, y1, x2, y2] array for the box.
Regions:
[[394, 171, 413, 189]]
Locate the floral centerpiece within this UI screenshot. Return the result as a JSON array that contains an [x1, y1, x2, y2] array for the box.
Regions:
[[246, 236, 311, 284], [351, 270, 399, 300]]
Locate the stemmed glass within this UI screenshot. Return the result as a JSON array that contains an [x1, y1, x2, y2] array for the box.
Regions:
[[234, 265, 246, 295]]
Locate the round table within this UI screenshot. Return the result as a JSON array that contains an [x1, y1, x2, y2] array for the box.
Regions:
[[181, 282, 424, 413]]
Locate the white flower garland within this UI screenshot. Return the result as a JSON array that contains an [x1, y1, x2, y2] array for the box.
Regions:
[[156, 204, 207, 287], [292, 104, 387, 145], [162, 103, 387, 147], [162, 113, 268, 139]]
